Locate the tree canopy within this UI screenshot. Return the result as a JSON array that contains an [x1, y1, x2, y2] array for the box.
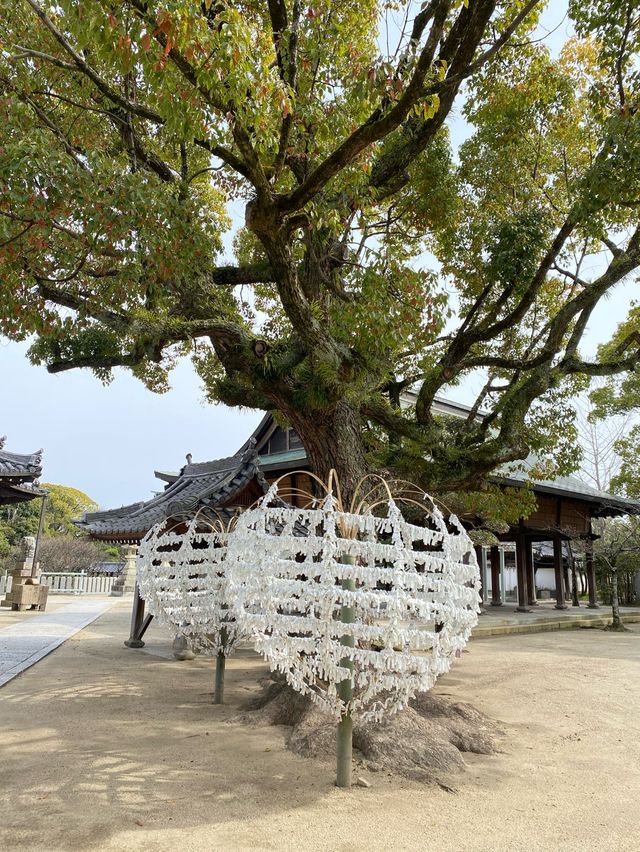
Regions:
[[2, 0, 640, 514], [0, 482, 100, 563], [0, 482, 98, 542]]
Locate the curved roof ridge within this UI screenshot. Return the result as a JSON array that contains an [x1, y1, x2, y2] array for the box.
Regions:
[[0, 447, 43, 475], [75, 444, 265, 539]]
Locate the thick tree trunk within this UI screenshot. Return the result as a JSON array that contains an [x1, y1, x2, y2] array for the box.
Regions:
[[605, 568, 629, 631], [286, 400, 369, 504]]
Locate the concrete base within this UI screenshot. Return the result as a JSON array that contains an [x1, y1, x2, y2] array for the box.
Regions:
[[124, 639, 145, 648]]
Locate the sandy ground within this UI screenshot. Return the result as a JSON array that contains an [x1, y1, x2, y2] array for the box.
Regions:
[[1, 601, 639, 852]]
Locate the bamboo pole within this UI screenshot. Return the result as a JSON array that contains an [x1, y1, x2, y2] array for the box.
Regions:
[[336, 555, 355, 788], [214, 625, 228, 704], [214, 651, 226, 704]]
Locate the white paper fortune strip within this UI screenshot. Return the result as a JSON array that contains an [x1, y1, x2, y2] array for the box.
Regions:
[[226, 484, 481, 723], [136, 519, 240, 655]]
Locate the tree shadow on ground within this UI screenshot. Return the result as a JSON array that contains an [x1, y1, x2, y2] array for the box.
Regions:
[[0, 610, 343, 849]]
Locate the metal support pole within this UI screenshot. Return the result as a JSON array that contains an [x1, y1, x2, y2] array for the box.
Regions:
[[336, 555, 355, 789], [499, 548, 506, 603]]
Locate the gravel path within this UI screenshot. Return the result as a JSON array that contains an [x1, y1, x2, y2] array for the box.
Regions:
[[1, 601, 638, 851]]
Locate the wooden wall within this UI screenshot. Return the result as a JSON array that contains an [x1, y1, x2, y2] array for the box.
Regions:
[[525, 494, 590, 534]]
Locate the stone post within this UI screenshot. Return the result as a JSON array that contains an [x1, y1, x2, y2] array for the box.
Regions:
[[1, 536, 48, 611], [121, 545, 138, 594]]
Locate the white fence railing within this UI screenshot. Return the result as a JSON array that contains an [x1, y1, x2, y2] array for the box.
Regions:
[[0, 572, 119, 596]]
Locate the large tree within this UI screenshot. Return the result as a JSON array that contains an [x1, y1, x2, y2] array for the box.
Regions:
[[2, 0, 640, 506]]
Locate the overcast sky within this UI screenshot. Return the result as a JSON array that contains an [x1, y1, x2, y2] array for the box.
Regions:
[[2, 2, 632, 511]]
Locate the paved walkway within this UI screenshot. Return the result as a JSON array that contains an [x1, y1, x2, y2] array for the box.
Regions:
[[473, 600, 640, 637], [0, 598, 116, 687]]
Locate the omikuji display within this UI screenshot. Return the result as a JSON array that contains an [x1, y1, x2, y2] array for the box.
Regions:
[[136, 517, 240, 702], [225, 473, 481, 787]]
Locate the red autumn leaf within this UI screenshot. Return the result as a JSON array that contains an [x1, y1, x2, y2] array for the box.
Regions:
[[140, 32, 151, 52]]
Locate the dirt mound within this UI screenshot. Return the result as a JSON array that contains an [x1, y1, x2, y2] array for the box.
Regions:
[[236, 675, 502, 784]]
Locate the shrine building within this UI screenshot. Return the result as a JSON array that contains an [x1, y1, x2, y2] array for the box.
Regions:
[[74, 399, 640, 646]]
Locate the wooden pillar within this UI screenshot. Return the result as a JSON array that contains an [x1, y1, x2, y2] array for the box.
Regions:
[[475, 546, 485, 609], [515, 533, 530, 612], [124, 583, 147, 648], [490, 546, 502, 606], [586, 541, 598, 608], [525, 539, 538, 606], [553, 535, 568, 610], [481, 547, 489, 605]]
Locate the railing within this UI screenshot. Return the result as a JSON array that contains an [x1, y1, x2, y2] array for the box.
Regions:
[[0, 573, 119, 596], [40, 572, 118, 595]]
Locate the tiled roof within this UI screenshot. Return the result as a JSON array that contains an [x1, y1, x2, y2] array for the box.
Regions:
[[0, 438, 44, 504], [497, 457, 639, 517], [76, 446, 267, 540], [0, 439, 43, 480], [153, 470, 179, 484]]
